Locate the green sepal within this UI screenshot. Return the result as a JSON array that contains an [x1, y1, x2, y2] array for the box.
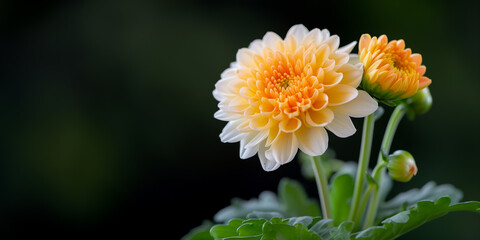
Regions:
[[380, 149, 389, 163], [365, 173, 378, 189], [360, 77, 406, 103]]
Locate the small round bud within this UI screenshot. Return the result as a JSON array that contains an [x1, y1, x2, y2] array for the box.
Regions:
[[386, 150, 418, 182], [407, 87, 432, 115]]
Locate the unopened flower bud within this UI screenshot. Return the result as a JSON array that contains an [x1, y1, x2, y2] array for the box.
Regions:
[[386, 150, 417, 182], [358, 34, 431, 102], [407, 87, 432, 115]]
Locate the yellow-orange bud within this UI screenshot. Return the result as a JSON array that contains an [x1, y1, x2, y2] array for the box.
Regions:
[[358, 34, 431, 102]]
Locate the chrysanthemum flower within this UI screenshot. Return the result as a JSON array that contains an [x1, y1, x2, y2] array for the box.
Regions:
[[358, 34, 432, 101], [213, 25, 378, 171]]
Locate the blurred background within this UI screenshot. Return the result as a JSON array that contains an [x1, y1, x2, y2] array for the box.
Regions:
[[1, 0, 479, 238]]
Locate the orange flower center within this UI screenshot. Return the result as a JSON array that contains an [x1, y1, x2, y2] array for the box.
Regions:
[[247, 47, 326, 119], [384, 46, 415, 75]]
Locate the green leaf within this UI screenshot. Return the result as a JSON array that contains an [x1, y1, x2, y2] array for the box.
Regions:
[[278, 178, 321, 217], [213, 191, 285, 222], [377, 181, 463, 220], [214, 178, 320, 223], [330, 173, 354, 225], [329, 221, 354, 240], [237, 219, 266, 236], [246, 211, 283, 220], [210, 219, 245, 239], [181, 220, 215, 240], [210, 216, 338, 240], [262, 220, 322, 240], [353, 196, 480, 240], [309, 219, 335, 239]]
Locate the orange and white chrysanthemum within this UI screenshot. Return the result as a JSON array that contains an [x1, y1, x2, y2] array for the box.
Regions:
[[213, 25, 378, 171], [358, 34, 432, 101]]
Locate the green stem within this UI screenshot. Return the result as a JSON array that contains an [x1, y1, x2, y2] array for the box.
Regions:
[[363, 104, 407, 229], [354, 184, 374, 224], [348, 113, 376, 227], [311, 155, 332, 219]]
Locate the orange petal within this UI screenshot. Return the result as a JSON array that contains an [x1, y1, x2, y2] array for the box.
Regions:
[[306, 108, 334, 127], [311, 92, 328, 111], [410, 53, 422, 66], [279, 117, 301, 133], [416, 65, 426, 76], [418, 76, 432, 90], [359, 34, 372, 52]]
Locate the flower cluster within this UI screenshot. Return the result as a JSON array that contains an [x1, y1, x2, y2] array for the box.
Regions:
[[213, 25, 431, 172]]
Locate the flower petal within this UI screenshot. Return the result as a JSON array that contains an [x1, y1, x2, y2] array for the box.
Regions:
[[418, 76, 431, 90], [249, 116, 272, 131], [323, 71, 343, 88], [320, 29, 330, 41], [306, 108, 334, 127], [337, 41, 357, 54], [214, 110, 242, 121], [410, 53, 422, 65], [296, 126, 328, 156], [325, 84, 358, 106], [262, 32, 283, 49], [302, 28, 322, 45], [212, 89, 225, 101], [236, 48, 256, 68], [268, 132, 298, 164], [325, 111, 356, 138], [286, 24, 309, 42], [239, 143, 258, 159], [219, 120, 246, 143], [258, 142, 280, 171], [359, 34, 372, 52], [330, 90, 378, 118], [348, 54, 359, 65], [244, 130, 269, 149], [338, 63, 363, 88], [214, 76, 245, 95], [248, 39, 264, 54], [221, 68, 236, 78], [279, 117, 301, 133], [416, 65, 426, 76], [324, 35, 340, 52], [226, 96, 250, 112]]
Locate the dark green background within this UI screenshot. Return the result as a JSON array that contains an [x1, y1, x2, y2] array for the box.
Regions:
[[1, 0, 479, 238]]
